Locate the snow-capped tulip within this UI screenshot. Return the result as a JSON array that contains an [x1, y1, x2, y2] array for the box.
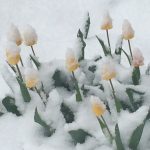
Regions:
[[132, 48, 144, 67], [22, 25, 37, 46], [101, 62, 116, 80], [66, 49, 79, 72], [101, 11, 113, 30], [5, 42, 21, 65], [24, 68, 39, 88], [122, 20, 134, 40], [7, 24, 22, 46], [91, 96, 106, 117]]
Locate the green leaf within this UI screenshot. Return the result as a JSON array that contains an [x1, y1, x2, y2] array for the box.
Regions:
[[30, 55, 41, 70], [60, 103, 74, 123], [115, 124, 125, 150], [88, 65, 96, 73], [115, 36, 123, 56], [132, 67, 140, 85], [83, 12, 90, 39], [34, 108, 55, 137], [97, 117, 106, 133], [96, 36, 110, 56], [81, 85, 89, 96], [72, 72, 82, 102], [93, 55, 102, 62], [126, 88, 144, 111], [76, 90, 82, 102], [114, 98, 122, 113], [145, 63, 150, 75], [2, 96, 21, 116], [52, 70, 71, 91], [129, 123, 145, 150], [77, 29, 86, 61], [17, 78, 31, 102], [129, 110, 149, 150], [69, 129, 92, 144]]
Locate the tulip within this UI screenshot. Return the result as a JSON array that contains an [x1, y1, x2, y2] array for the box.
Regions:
[[5, 42, 21, 65], [24, 68, 39, 88], [7, 23, 22, 46], [101, 11, 113, 30], [22, 25, 37, 56], [90, 96, 113, 141], [101, 11, 113, 52], [132, 48, 144, 67], [122, 20, 134, 40], [122, 20, 134, 59], [91, 96, 106, 117], [101, 62, 116, 81], [101, 61, 122, 112], [66, 50, 79, 72]]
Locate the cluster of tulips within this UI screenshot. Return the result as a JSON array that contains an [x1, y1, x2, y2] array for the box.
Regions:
[[2, 11, 148, 149]]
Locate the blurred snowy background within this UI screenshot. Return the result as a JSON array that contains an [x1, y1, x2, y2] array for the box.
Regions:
[[0, 0, 150, 101]]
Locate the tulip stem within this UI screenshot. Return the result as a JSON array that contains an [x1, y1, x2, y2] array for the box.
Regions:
[[72, 71, 82, 102], [31, 46, 36, 56], [106, 30, 111, 54], [128, 40, 133, 60], [121, 49, 132, 66], [35, 87, 46, 106], [109, 80, 121, 113], [20, 57, 24, 67], [7, 62, 16, 73], [16, 64, 23, 82], [101, 116, 113, 140]]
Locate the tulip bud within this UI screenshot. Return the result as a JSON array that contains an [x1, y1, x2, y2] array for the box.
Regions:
[[7, 24, 22, 46], [101, 11, 113, 30], [101, 61, 116, 80], [90, 96, 106, 117], [5, 42, 21, 65], [66, 49, 79, 72], [122, 19, 134, 40], [24, 68, 39, 88], [132, 48, 144, 67], [22, 25, 38, 46]]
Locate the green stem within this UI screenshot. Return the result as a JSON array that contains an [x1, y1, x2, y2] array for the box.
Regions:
[[72, 71, 82, 102], [106, 30, 111, 54], [128, 40, 133, 60], [101, 116, 113, 140], [31, 45, 36, 56], [35, 87, 46, 106], [109, 80, 121, 113], [7, 61, 16, 73], [20, 57, 24, 67], [121, 49, 131, 66], [16, 64, 23, 82]]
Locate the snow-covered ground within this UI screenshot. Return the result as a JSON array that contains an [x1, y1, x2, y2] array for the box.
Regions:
[[0, 0, 150, 150]]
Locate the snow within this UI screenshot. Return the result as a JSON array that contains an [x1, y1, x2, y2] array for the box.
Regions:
[[0, 0, 150, 150]]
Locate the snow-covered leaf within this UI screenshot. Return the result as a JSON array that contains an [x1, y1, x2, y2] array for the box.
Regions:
[[52, 70, 71, 91], [83, 12, 90, 39], [115, 124, 125, 150], [17, 77, 31, 102], [34, 108, 55, 137], [77, 29, 86, 62], [132, 67, 140, 85], [30, 55, 41, 70], [2, 96, 21, 116], [129, 110, 149, 150], [60, 103, 74, 123], [96, 35, 110, 56], [69, 129, 92, 144]]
